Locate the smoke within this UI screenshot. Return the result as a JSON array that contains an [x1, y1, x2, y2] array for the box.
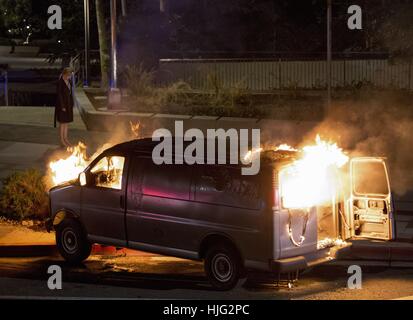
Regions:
[[300, 92, 413, 197]]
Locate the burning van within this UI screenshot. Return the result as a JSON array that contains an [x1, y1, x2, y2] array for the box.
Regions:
[[47, 137, 394, 290]]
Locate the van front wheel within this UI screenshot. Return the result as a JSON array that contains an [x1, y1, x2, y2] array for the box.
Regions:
[[205, 245, 241, 290], [56, 218, 91, 264]]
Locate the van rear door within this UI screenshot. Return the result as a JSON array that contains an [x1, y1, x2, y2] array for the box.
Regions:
[[348, 157, 394, 240]]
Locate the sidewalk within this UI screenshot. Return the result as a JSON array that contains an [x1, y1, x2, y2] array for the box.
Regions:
[[0, 221, 56, 257], [0, 106, 86, 130]]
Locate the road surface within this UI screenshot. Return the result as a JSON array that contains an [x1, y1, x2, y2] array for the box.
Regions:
[[0, 253, 413, 300]]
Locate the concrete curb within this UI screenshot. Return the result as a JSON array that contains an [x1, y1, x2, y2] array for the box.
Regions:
[[74, 88, 320, 138]]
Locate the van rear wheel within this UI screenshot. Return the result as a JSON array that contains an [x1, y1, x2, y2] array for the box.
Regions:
[[204, 245, 241, 290], [56, 218, 91, 264]]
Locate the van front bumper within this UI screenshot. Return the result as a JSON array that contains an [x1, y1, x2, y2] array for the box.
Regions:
[[270, 243, 352, 273]]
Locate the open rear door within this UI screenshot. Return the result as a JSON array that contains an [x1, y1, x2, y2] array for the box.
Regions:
[[347, 157, 394, 240]]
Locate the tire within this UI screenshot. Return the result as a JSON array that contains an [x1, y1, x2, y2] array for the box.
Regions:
[[56, 218, 91, 264], [204, 244, 242, 291]]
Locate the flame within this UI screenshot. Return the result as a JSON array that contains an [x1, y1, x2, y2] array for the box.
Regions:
[[48, 119, 142, 187], [279, 135, 349, 208], [130, 121, 140, 138], [49, 142, 89, 186], [275, 143, 297, 152], [243, 147, 263, 162]]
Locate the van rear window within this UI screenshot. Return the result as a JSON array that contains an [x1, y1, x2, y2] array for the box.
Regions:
[[353, 161, 389, 196]]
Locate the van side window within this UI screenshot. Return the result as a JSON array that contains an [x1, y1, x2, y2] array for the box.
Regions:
[[141, 160, 191, 200], [195, 165, 261, 209], [90, 156, 125, 190]]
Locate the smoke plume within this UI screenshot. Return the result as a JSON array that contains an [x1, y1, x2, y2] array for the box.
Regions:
[[301, 91, 413, 197]]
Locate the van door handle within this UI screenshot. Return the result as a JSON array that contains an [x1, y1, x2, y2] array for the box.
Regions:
[[120, 195, 125, 209]]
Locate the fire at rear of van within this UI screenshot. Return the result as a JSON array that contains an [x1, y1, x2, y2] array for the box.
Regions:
[[47, 138, 394, 290]]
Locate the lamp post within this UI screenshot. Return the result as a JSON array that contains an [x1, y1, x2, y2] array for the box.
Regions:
[[326, 0, 332, 112], [84, 0, 90, 87], [108, 0, 122, 109]]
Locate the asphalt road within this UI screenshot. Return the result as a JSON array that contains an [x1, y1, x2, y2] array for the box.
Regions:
[[0, 254, 413, 300]]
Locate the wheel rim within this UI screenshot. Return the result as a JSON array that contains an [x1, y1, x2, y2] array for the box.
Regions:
[[62, 227, 78, 254], [212, 253, 233, 283]]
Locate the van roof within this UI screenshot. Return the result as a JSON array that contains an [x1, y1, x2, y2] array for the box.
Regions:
[[106, 138, 298, 163]]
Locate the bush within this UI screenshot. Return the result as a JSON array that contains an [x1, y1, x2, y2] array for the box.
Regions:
[[206, 74, 251, 108], [156, 80, 192, 106], [0, 169, 49, 221], [123, 64, 155, 97]]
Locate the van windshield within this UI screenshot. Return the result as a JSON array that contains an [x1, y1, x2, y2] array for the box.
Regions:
[[353, 161, 389, 196]]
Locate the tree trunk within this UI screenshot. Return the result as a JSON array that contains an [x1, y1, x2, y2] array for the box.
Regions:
[[95, 0, 110, 88]]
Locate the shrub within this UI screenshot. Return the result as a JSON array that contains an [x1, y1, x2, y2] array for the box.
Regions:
[[0, 169, 49, 221], [206, 74, 251, 108], [123, 63, 155, 97], [156, 80, 192, 106]]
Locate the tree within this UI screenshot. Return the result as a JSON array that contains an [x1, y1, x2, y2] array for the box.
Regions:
[[95, 0, 110, 88], [378, 3, 413, 58], [0, 0, 36, 42], [0, 0, 85, 51]]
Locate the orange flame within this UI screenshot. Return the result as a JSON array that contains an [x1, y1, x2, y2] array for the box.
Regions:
[[49, 119, 142, 187], [275, 143, 297, 152], [49, 142, 89, 186], [130, 121, 140, 138], [279, 135, 349, 208]]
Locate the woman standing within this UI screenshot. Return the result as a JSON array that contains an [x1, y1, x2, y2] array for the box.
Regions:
[[55, 68, 74, 148]]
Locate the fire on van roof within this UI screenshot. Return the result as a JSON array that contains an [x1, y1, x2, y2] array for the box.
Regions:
[[48, 134, 348, 210]]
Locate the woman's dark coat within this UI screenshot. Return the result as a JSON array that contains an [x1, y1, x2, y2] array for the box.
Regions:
[[54, 77, 74, 126]]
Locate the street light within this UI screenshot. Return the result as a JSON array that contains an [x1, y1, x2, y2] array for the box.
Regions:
[[84, 0, 90, 87], [108, 0, 122, 109], [326, 0, 332, 112]]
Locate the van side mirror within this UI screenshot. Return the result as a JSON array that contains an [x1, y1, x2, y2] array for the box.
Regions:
[[79, 172, 87, 186]]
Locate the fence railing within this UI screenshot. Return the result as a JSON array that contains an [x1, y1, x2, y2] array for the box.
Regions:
[[70, 52, 83, 86], [158, 58, 413, 91], [70, 50, 101, 87]]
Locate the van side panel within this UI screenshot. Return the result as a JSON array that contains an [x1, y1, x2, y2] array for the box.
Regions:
[[272, 167, 318, 260], [126, 158, 196, 251], [275, 208, 318, 259], [192, 164, 271, 265], [126, 157, 272, 268]]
